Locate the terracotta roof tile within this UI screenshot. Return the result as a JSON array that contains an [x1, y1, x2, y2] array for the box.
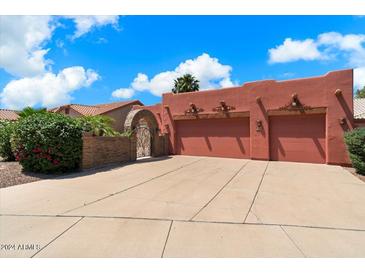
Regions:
[[50, 100, 143, 116], [354, 98, 365, 119], [0, 109, 19, 121]]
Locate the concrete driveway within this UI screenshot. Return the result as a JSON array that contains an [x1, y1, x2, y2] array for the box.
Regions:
[[1, 156, 365, 257]]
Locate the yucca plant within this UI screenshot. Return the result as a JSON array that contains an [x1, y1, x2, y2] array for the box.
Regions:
[[172, 74, 200, 94]]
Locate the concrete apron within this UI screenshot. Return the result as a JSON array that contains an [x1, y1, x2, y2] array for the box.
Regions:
[[1, 156, 365, 257]]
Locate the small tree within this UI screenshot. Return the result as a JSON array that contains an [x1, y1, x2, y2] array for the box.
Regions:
[[355, 86, 365, 98], [18, 107, 47, 118], [172, 74, 200, 94], [344, 128, 365, 175], [0, 120, 16, 161]]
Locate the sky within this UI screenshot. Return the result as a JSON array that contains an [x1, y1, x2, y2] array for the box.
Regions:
[[0, 15, 364, 110]]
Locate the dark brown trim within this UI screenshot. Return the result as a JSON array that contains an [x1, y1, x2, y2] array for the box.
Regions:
[[267, 107, 327, 116], [173, 111, 250, 121]]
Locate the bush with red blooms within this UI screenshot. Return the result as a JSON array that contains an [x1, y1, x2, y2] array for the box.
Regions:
[[12, 113, 83, 173]]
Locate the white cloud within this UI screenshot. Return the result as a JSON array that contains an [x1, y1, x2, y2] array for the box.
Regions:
[[65, 16, 119, 39], [0, 16, 54, 77], [0, 16, 120, 78], [317, 32, 365, 67], [113, 53, 236, 99], [0, 66, 99, 110], [0, 16, 120, 110], [269, 38, 323, 63], [354, 67, 365, 90], [112, 88, 135, 99], [268, 32, 365, 89]]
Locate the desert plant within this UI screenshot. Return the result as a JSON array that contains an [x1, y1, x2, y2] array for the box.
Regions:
[[344, 127, 365, 174], [77, 115, 119, 136], [0, 120, 16, 161], [120, 129, 134, 138], [18, 106, 47, 118], [12, 113, 83, 173], [172, 74, 200, 94]]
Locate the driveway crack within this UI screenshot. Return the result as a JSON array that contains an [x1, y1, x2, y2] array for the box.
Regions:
[[30, 216, 84, 258], [189, 161, 250, 221], [242, 161, 269, 223], [60, 158, 203, 215], [161, 220, 173, 258], [280, 225, 307, 258]]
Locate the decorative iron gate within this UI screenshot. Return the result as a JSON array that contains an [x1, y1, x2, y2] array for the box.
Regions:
[[135, 124, 151, 158]]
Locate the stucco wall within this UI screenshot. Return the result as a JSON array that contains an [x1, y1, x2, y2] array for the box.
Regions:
[[140, 69, 354, 165], [103, 104, 136, 132]]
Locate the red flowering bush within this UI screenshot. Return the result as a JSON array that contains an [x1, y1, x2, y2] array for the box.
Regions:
[[12, 113, 83, 173]]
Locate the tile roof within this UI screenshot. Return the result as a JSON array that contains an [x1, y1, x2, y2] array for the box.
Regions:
[[50, 100, 143, 116], [354, 98, 365, 119], [0, 109, 19, 121]]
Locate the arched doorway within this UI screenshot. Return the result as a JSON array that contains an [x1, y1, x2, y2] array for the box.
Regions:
[[124, 109, 162, 160], [135, 118, 151, 158]]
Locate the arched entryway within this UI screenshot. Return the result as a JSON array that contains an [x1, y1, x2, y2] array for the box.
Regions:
[[124, 109, 165, 160]]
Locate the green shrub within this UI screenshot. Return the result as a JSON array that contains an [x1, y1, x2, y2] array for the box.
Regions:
[[120, 129, 133, 138], [76, 115, 120, 136], [12, 113, 83, 173], [344, 127, 365, 175], [0, 120, 16, 161]]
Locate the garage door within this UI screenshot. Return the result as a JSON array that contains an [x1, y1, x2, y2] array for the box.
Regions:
[[176, 117, 250, 159], [269, 114, 326, 163]]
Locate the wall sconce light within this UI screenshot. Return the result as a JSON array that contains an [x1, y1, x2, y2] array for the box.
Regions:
[[339, 117, 346, 125], [291, 93, 299, 107], [335, 89, 342, 96], [256, 120, 263, 132], [256, 96, 262, 103], [190, 103, 198, 113], [164, 124, 170, 134]]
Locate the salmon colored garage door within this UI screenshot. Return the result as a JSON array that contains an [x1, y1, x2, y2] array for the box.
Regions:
[[269, 114, 326, 164], [176, 117, 250, 159]]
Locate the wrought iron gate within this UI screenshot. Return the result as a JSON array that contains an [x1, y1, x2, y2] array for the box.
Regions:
[[135, 124, 151, 158]]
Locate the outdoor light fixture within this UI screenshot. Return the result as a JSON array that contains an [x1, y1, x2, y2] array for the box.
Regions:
[[164, 124, 170, 134], [256, 120, 263, 132], [291, 93, 299, 107], [256, 96, 262, 103], [335, 89, 342, 96], [339, 117, 346, 125]]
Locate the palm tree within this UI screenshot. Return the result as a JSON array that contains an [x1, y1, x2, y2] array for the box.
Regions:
[[172, 74, 200, 94], [356, 86, 365, 98], [18, 107, 47, 118], [77, 115, 119, 136]]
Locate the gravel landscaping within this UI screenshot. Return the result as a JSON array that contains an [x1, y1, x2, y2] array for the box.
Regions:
[[0, 160, 56, 188]]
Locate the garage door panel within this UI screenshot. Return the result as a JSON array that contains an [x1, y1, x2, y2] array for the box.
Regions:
[[176, 118, 250, 159], [270, 115, 326, 164]]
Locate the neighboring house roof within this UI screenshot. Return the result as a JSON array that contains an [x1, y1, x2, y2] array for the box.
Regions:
[[354, 98, 365, 119], [0, 109, 19, 121], [50, 100, 143, 116]]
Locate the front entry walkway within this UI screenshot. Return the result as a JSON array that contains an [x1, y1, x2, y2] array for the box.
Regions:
[[1, 156, 365, 257]]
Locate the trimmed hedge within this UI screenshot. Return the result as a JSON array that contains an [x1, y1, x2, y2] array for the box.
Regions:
[[12, 113, 83, 173], [0, 120, 16, 161], [344, 127, 365, 175]]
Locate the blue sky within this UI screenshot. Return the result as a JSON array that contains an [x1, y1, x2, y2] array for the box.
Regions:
[[0, 16, 364, 110]]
